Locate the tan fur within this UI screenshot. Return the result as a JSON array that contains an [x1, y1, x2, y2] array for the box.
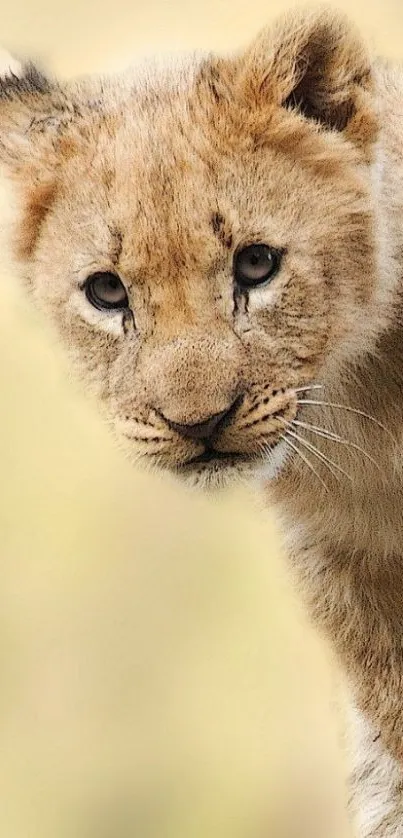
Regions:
[[1, 8, 403, 835]]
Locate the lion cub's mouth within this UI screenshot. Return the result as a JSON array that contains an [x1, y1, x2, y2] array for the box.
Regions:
[[172, 388, 299, 480], [176, 439, 287, 487]]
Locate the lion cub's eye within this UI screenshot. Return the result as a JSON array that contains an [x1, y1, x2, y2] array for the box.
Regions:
[[234, 244, 282, 289], [85, 272, 129, 311]]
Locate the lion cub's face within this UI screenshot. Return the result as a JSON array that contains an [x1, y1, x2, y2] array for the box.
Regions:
[[0, 10, 378, 487]]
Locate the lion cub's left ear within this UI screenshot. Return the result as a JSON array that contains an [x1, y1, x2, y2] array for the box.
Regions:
[[238, 7, 376, 154]]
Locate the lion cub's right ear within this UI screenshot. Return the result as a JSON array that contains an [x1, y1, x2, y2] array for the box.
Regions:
[[0, 58, 78, 259], [0, 58, 64, 174]]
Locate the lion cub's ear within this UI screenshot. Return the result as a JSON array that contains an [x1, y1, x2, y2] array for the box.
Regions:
[[0, 50, 23, 79], [0, 60, 78, 259], [0, 59, 65, 174], [238, 7, 376, 153]]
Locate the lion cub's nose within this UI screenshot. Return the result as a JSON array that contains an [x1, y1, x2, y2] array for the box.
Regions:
[[163, 398, 241, 442]]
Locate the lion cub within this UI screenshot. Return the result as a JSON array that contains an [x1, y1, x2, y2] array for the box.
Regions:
[[1, 7, 403, 836]]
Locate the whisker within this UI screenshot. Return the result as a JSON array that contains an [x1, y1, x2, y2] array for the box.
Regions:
[[279, 434, 329, 493], [257, 440, 273, 465], [292, 419, 383, 474], [283, 424, 352, 483], [297, 399, 396, 443], [257, 439, 286, 470], [285, 428, 342, 481], [294, 385, 324, 394]]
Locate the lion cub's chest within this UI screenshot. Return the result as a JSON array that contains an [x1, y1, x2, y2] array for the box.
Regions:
[[348, 705, 403, 838]]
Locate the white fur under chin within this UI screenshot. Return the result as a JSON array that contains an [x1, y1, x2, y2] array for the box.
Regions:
[[177, 462, 251, 491], [252, 439, 290, 487], [348, 704, 403, 838], [176, 441, 290, 492]]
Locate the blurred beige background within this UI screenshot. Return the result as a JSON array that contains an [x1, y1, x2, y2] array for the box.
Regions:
[[0, 0, 402, 77], [0, 279, 351, 837]]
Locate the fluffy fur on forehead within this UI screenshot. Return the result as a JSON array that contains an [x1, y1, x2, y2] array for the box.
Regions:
[[0, 7, 378, 264], [0, 6, 377, 167]]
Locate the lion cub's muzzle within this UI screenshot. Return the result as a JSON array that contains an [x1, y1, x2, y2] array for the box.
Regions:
[[161, 395, 243, 443], [134, 333, 298, 474]]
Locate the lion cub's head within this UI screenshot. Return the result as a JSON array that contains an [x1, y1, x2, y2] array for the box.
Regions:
[[0, 9, 379, 487]]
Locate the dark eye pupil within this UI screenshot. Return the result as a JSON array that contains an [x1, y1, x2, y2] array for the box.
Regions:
[[85, 272, 128, 311], [234, 244, 282, 288]]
